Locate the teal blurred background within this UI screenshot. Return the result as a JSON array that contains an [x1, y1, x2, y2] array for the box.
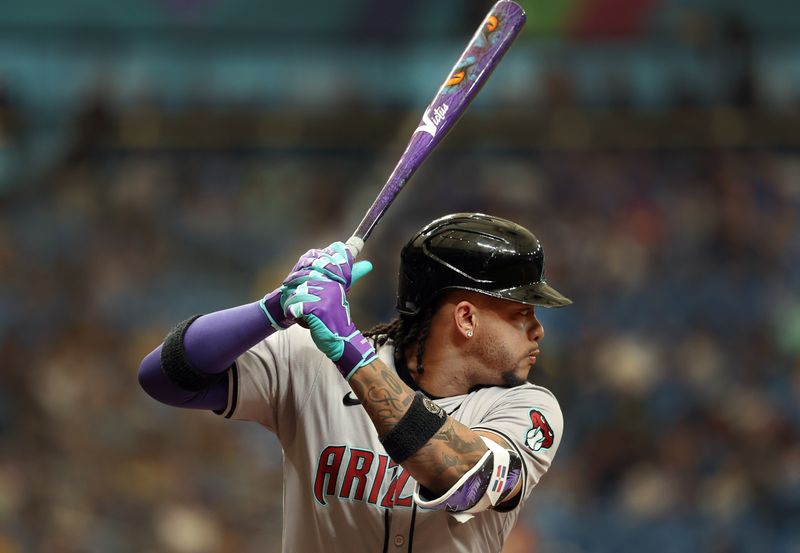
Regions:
[[1, 0, 799, 551]]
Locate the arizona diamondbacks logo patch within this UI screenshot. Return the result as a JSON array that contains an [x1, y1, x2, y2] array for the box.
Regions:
[[525, 409, 554, 451]]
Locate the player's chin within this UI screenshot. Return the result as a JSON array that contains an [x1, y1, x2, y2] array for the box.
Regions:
[[500, 367, 530, 388]]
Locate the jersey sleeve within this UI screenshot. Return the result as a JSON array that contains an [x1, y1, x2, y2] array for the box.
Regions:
[[217, 325, 328, 443], [469, 385, 564, 509]]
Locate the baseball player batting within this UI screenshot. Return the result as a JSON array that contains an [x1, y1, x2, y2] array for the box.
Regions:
[[139, 212, 571, 552]]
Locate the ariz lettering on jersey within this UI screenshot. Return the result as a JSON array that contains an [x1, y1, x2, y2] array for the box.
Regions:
[[314, 446, 414, 508]]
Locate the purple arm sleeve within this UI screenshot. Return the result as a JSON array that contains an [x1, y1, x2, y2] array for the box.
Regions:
[[138, 301, 276, 411]]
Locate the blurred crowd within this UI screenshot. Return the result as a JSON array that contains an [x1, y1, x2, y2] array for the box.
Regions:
[[1, 1, 799, 547], [0, 91, 798, 551]]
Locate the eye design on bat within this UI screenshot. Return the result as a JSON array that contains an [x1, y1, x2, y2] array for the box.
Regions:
[[441, 57, 476, 92], [446, 70, 465, 87], [485, 15, 498, 33]]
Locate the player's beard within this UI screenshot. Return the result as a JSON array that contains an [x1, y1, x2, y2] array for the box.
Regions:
[[501, 369, 528, 388], [473, 333, 530, 388]]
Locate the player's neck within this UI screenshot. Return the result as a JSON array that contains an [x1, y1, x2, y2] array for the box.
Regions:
[[405, 340, 472, 397]]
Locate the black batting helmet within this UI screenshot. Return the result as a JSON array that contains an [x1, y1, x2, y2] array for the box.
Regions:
[[397, 213, 571, 315]]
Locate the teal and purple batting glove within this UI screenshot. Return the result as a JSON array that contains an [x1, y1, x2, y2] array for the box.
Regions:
[[283, 277, 377, 379], [284, 241, 372, 290], [258, 242, 372, 332]]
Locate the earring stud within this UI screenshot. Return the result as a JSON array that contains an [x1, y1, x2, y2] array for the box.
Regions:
[[466, 330, 473, 338]]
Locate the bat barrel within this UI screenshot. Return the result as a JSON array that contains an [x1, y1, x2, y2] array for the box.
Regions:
[[346, 0, 526, 257]]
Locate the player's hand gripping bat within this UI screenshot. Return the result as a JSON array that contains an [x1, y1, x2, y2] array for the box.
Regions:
[[344, 0, 527, 257]]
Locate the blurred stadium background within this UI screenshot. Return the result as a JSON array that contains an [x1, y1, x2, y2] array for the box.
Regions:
[[1, 0, 799, 551]]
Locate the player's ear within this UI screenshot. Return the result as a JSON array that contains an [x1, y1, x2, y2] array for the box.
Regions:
[[453, 299, 477, 339]]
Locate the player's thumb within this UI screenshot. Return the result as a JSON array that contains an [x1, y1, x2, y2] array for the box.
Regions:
[[350, 260, 373, 286]]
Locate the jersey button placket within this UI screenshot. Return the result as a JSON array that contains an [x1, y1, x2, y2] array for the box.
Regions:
[[393, 534, 405, 547]]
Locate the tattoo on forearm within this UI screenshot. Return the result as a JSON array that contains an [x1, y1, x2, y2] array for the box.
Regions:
[[366, 388, 405, 409], [418, 420, 486, 474], [349, 359, 487, 488], [381, 368, 404, 395], [431, 422, 485, 452], [350, 365, 415, 431], [432, 453, 461, 477]]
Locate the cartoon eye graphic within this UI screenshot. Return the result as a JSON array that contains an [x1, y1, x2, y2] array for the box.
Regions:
[[485, 15, 498, 32], [446, 70, 465, 87]]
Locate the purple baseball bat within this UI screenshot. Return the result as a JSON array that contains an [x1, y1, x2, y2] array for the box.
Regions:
[[345, 0, 527, 256]]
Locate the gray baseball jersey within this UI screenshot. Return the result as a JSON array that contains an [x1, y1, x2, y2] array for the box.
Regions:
[[217, 325, 563, 553]]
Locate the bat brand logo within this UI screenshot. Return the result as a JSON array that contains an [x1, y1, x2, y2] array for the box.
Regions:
[[414, 103, 449, 138], [525, 409, 555, 452]]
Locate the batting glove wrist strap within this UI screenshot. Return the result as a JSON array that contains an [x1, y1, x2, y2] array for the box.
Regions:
[[259, 288, 293, 331], [379, 392, 447, 463], [335, 331, 378, 379], [302, 314, 377, 379]]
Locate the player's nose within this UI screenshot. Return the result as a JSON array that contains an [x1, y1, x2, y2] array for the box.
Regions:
[[529, 315, 544, 342]]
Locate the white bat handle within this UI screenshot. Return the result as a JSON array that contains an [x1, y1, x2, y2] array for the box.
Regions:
[[345, 235, 364, 259]]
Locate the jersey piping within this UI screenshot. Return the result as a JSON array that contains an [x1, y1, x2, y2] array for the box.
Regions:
[[219, 364, 239, 419], [382, 510, 390, 553], [408, 502, 418, 553]]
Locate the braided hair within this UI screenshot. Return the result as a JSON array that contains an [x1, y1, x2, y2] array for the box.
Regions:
[[363, 303, 437, 375]]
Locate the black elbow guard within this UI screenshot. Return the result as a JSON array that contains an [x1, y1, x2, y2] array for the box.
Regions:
[[160, 315, 225, 392]]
